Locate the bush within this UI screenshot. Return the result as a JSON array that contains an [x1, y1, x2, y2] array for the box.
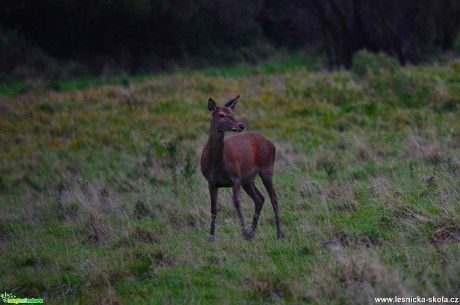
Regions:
[[0, 28, 26, 53], [454, 32, 460, 54], [351, 50, 400, 76]]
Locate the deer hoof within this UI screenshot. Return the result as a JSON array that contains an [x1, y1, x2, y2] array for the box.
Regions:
[[208, 235, 216, 242], [244, 229, 255, 241], [277, 231, 284, 239]]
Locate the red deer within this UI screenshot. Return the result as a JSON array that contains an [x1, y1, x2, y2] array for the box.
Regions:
[[201, 95, 283, 241]]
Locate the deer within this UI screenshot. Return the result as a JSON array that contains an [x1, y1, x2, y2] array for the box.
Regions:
[[200, 95, 284, 242]]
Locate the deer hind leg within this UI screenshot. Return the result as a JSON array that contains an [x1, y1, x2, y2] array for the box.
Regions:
[[260, 170, 284, 239], [231, 179, 247, 239], [243, 183, 265, 240]]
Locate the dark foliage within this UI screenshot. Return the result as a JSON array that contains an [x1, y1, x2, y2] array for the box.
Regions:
[[0, 0, 459, 77]]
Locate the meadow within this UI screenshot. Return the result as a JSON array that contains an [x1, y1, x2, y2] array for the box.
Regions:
[[0, 52, 459, 304]]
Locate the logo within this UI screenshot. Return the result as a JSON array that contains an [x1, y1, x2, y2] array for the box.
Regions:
[[0, 293, 16, 303], [0, 292, 43, 304]]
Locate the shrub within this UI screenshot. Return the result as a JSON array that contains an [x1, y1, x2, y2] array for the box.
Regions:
[[351, 50, 399, 76]]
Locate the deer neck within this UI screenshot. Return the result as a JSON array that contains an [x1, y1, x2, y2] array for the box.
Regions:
[[207, 124, 225, 169]]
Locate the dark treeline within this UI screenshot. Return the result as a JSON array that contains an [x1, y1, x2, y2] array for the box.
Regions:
[[1, 0, 460, 78]]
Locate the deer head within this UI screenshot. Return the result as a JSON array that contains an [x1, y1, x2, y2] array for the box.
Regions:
[[208, 95, 245, 133]]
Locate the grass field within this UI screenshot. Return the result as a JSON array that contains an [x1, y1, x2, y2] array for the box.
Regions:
[[1, 53, 460, 304]]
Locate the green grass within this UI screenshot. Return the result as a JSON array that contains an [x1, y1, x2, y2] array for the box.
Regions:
[[0, 55, 322, 96], [0, 53, 460, 304], [0, 79, 27, 95]]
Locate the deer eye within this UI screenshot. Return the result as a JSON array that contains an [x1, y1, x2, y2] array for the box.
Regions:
[[219, 113, 226, 118]]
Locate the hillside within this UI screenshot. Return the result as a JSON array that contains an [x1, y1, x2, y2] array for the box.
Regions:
[[0, 54, 459, 304]]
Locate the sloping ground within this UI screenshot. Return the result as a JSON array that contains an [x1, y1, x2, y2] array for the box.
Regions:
[[0, 56, 459, 304]]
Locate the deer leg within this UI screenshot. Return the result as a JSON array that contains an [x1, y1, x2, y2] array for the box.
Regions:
[[231, 179, 247, 238], [243, 183, 265, 240], [260, 172, 284, 239], [208, 184, 218, 242]]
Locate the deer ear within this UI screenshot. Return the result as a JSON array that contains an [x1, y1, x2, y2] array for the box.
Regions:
[[224, 95, 240, 111], [208, 98, 217, 112]]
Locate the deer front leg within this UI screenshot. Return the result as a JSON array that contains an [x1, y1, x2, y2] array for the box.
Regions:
[[208, 184, 218, 242], [232, 179, 247, 239]]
